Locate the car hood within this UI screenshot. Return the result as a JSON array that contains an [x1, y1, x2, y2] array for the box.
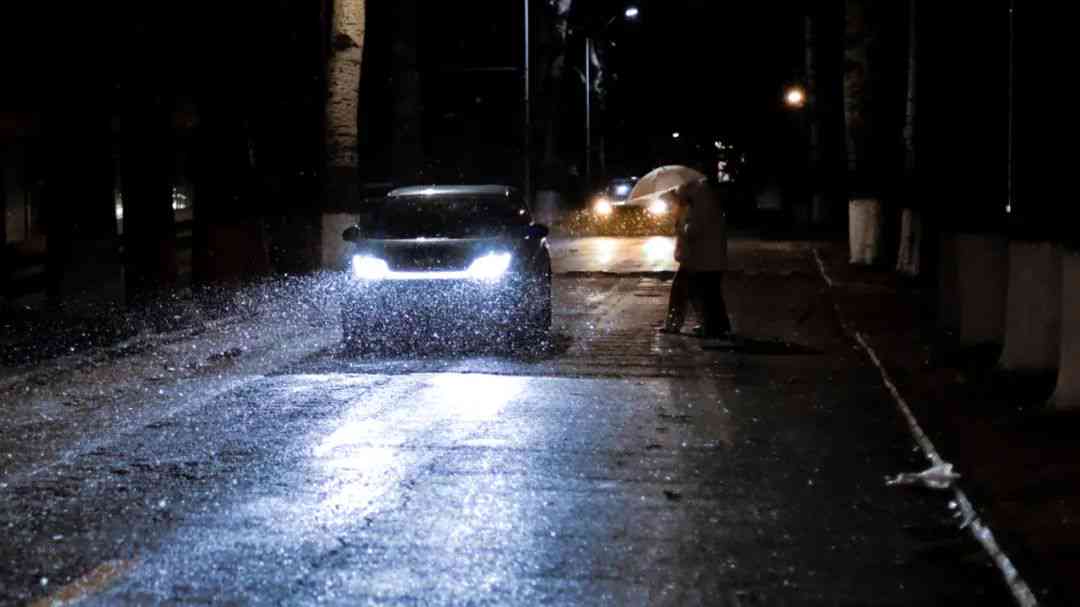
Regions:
[[351, 238, 514, 272]]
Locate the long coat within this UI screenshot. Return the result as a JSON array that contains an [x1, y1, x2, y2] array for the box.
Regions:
[[680, 181, 728, 272]]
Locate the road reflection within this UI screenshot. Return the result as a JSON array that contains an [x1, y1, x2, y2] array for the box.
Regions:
[[549, 236, 677, 273], [644, 236, 675, 262], [309, 374, 526, 524]]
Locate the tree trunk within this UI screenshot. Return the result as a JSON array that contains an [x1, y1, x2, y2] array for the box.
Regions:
[[191, 104, 271, 289], [805, 11, 827, 226], [318, 0, 367, 271], [0, 157, 7, 305], [843, 0, 885, 265], [121, 104, 178, 305], [896, 0, 921, 276], [326, 0, 365, 205], [537, 0, 573, 188], [843, 0, 880, 196]]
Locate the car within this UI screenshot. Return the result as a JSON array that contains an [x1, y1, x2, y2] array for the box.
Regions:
[[340, 185, 552, 348], [589, 175, 671, 220]]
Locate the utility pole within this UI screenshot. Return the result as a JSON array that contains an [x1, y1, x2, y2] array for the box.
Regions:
[[584, 36, 592, 190], [524, 0, 532, 205], [1006, 0, 1014, 216]]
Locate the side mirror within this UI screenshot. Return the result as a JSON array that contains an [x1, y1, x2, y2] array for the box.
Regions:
[[526, 224, 549, 239], [342, 225, 362, 242]]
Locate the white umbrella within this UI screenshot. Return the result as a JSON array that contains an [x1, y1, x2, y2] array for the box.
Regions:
[[627, 165, 707, 204]]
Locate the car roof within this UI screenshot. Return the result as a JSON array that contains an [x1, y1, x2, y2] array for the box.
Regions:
[[386, 185, 518, 199]]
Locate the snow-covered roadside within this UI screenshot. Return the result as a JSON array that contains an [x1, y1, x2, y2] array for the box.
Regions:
[[0, 274, 346, 486]]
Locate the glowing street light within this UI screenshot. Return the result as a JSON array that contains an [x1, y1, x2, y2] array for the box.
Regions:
[[625, 7, 640, 19], [784, 86, 806, 108]]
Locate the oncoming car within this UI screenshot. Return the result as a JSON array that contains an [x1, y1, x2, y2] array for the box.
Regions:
[[587, 173, 669, 218], [341, 185, 552, 348]]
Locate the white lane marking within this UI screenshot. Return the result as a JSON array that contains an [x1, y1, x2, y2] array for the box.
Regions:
[[812, 248, 1039, 607]]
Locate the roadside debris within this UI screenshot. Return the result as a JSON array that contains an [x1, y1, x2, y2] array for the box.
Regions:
[[886, 462, 961, 490]]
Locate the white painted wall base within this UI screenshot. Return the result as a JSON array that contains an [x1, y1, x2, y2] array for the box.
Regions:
[[896, 208, 922, 277], [998, 241, 1062, 373], [1048, 250, 1080, 411], [321, 212, 357, 270], [955, 233, 1008, 346], [848, 198, 882, 265]]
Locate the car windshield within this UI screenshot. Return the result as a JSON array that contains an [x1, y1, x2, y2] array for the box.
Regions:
[[365, 196, 530, 239]]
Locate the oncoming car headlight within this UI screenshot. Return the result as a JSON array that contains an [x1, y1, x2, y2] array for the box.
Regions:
[[468, 252, 512, 281], [593, 198, 613, 216], [648, 198, 669, 216], [351, 255, 389, 280]]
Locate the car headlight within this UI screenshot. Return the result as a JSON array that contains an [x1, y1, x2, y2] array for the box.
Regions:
[[614, 184, 630, 197], [351, 255, 390, 280], [467, 252, 512, 281], [648, 199, 669, 216], [593, 198, 613, 216]]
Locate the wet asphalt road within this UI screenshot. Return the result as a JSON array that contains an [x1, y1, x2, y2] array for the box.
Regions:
[[1, 237, 1013, 605]]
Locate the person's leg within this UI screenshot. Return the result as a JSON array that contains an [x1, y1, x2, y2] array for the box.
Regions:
[[663, 266, 689, 331], [702, 271, 732, 338], [687, 271, 708, 334]]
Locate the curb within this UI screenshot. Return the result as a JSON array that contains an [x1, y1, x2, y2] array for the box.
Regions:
[[812, 248, 1039, 607]]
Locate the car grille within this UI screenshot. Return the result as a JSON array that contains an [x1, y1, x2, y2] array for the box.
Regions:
[[385, 245, 471, 271]]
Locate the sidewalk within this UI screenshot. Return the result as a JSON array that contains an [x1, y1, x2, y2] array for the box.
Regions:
[[815, 240, 1079, 605]]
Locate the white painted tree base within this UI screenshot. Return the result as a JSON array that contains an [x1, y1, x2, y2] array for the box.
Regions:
[[955, 233, 1008, 346], [1048, 250, 1080, 411], [896, 208, 922, 277], [848, 198, 882, 265], [998, 242, 1062, 374], [322, 213, 357, 270]]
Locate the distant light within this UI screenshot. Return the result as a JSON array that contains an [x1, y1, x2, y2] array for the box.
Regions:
[[614, 184, 630, 196], [648, 199, 669, 216], [1006, 204, 1012, 214], [672, 132, 680, 139], [594, 198, 613, 216], [785, 86, 806, 108], [624, 7, 640, 19]]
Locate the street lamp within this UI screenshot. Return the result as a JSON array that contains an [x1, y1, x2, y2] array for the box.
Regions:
[[784, 85, 807, 109], [585, 5, 639, 190]]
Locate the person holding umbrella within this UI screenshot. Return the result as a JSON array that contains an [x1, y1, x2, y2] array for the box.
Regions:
[[630, 165, 732, 338], [677, 177, 732, 339]]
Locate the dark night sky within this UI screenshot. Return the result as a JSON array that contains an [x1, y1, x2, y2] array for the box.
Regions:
[[603, 0, 804, 173], [2, 0, 1063, 242], [380, 0, 807, 184]]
